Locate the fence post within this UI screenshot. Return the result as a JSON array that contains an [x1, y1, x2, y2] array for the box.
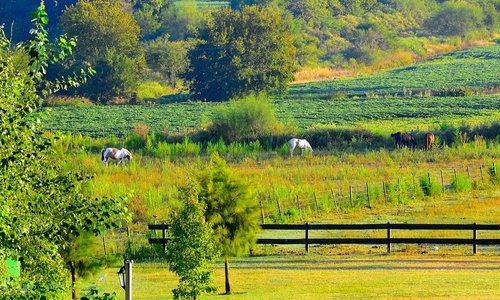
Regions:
[[427, 172, 431, 185], [383, 182, 387, 204], [313, 192, 320, 215], [480, 165, 484, 183], [349, 185, 353, 207], [453, 169, 457, 180], [493, 162, 497, 176], [387, 222, 391, 253], [330, 188, 337, 208], [259, 196, 265, 224], [467, 166, 471, 179], [305, 222, 309, 254], [366, 183, 371, 208], [296, 194, 302, 220], [162, 223, 166, 252], [473, 222, 477, 254], [397, 178, 401, 202], [440, 170, 445, 193]]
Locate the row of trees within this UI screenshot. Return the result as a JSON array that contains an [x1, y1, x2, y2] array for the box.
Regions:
[[2, 0, 498, 103]]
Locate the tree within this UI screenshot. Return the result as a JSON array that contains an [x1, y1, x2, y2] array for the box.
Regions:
[[59, 0, 146, 102], [0, 3, 128, 298], [166, 186, 219, 300], [424, 1, 484, 37], [197, 154, 260, 294], [145, 36, 191, 87], [185, 6, 297, 101]]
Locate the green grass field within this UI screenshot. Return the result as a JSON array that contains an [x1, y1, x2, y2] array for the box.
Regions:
[[42, 44, 500, 137], [79, 255, 500, 299]]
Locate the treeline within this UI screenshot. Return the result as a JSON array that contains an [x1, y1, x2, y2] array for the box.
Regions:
[[1, 0, 499, 103]]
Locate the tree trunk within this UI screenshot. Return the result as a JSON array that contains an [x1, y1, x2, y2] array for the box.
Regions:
[[70, 262, 78, 300], [224, 255, 231, 294]]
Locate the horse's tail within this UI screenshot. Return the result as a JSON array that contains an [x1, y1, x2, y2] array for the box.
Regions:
[[101, 149, 106, 163]]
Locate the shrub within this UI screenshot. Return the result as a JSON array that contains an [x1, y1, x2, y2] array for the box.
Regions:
[[136, 81, 174, 103], [450, 174, 473, 192], [419, 174, 442, 197], [208, 93, 280, 142]]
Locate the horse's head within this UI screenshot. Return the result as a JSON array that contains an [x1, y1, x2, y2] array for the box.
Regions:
[[122, 149, 132, 161]]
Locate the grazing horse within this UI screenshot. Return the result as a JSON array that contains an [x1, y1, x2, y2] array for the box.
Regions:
[[424, 132, 435, 151], [289, 138, 313, 157], [391, 132, 416, 149], [102, 148, 132, 166]]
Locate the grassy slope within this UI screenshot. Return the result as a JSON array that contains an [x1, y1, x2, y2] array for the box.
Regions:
[[43, 45, 500, 136]]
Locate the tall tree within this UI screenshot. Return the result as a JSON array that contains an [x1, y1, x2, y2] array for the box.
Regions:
[[0, 3, 128, 298], [185, 6, 297, 101], [197, 154, 260, 294]]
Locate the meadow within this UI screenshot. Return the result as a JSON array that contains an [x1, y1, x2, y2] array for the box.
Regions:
[[42, 44, 500, 137]]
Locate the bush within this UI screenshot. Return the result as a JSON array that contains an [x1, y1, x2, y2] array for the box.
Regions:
[[136, 81, 174, 103], [208, 93, 281, 142], [450, 174, 473, 192], [419, 174, 442, 197]]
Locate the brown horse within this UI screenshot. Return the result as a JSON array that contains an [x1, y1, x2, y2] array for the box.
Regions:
[[391, 132, 416, 149], [424, 132, 435, 151], [102, 148, 132, 166]]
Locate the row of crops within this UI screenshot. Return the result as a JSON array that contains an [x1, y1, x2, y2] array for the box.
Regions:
[[43, 95, 500, 137]]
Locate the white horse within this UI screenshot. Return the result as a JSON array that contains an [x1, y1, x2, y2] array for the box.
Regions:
[[289, 138, 313, 157], [102, 148, 132, 166]]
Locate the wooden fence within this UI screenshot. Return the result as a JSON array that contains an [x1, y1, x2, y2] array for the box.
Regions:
[[149, 222, 500, 254]]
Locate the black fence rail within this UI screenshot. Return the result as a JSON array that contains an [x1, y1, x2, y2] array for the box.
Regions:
[[148, 222, 500, 254]]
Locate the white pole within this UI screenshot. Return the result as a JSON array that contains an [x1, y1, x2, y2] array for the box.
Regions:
[[125, 259, 133, 300]]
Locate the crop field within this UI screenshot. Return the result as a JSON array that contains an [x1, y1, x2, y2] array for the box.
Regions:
[[43, 45, 500, 137], [43, 95, 500, 137], [173, 1, 228, 10], [289, 44, 500, 98]]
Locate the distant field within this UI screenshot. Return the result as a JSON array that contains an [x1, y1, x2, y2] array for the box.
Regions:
[[43, 45, 500, 137], [173, 0, 228, 9], [289, 44, 500, 98]]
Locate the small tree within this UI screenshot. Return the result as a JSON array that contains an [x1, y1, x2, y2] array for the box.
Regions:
[[197, 154, 260, 294], [166, 187, 219, 300]]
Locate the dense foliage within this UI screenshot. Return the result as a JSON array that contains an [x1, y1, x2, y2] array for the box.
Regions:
[[0, 3, 127, 298], [185, 6, 297, 101]]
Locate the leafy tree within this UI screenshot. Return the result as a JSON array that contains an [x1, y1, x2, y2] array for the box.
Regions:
[[144, 36, 191, 87], [185, 6, 297, 101], [59, 0, 146, 102], [197, 154, 260, 294], [0, 3, 128, 298], [166, 187, 219, 300]]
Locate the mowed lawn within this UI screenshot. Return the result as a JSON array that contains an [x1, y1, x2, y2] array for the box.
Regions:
[[81, 255, 500, 299]]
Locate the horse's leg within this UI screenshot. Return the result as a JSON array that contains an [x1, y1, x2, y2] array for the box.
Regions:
[[301, 148, 304, 156]]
